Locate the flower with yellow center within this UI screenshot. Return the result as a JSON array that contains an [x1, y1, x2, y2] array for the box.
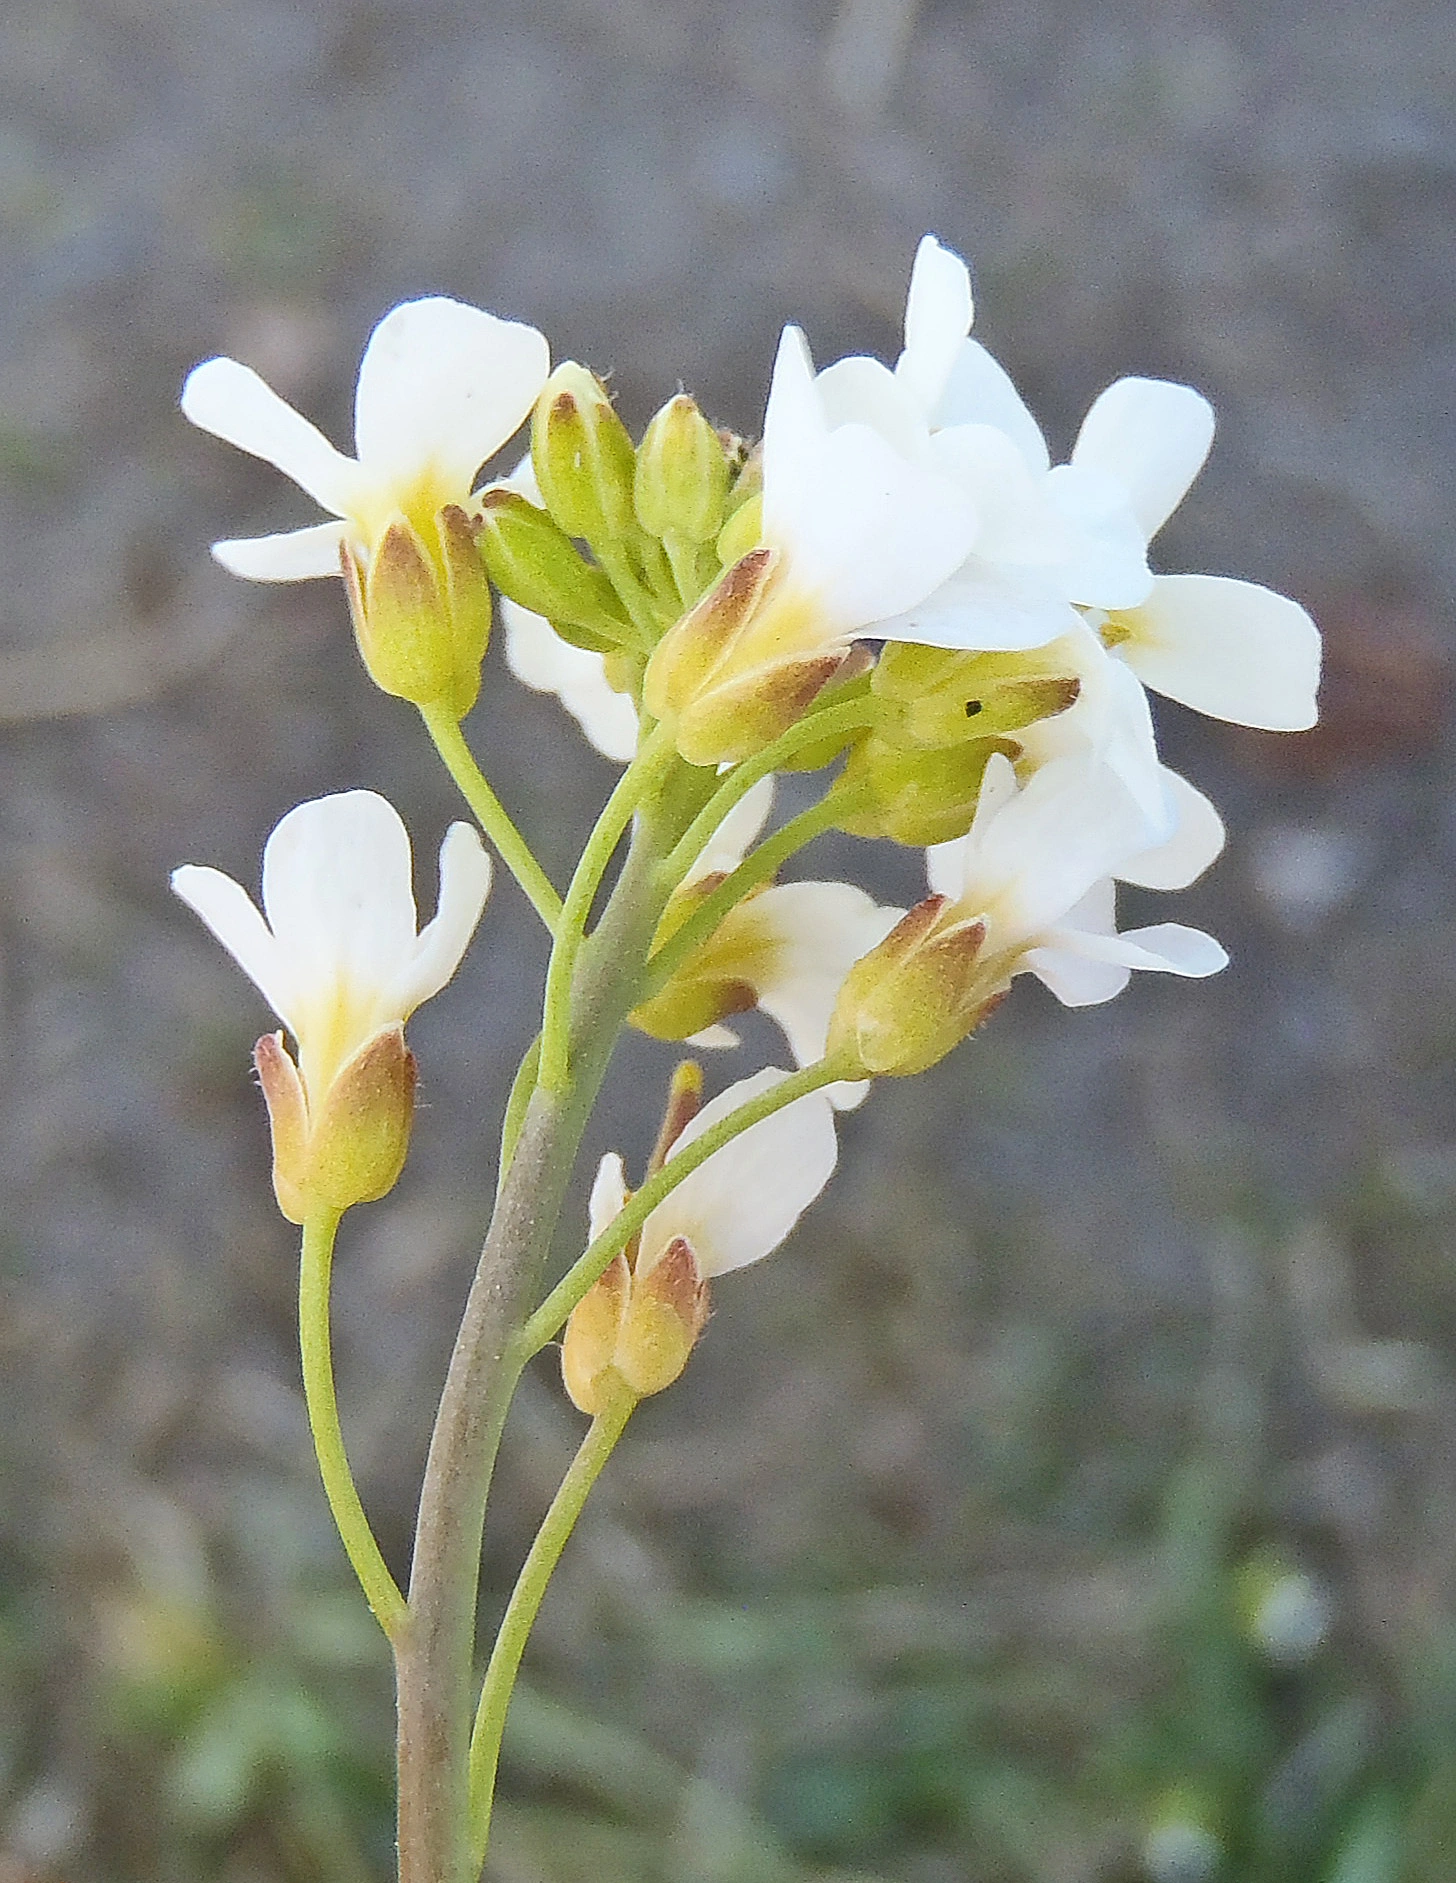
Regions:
[[181, 297, 550, 714], [172, 791, 492, 1219]]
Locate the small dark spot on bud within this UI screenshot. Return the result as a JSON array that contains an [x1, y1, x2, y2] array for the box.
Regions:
[[964, 699, 983, 717]]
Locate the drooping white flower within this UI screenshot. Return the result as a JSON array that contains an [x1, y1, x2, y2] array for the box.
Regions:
[[925, 753, 1226, 1007], [181, 297, 550, 580], [594, 1069, 840, 1281], [563, 1069, 840, 1409], [172, 791, 492, 1103]]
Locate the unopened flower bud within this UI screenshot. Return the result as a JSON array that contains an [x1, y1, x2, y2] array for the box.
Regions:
[[342, 504, 492, 718], [831, 733, 1014, 847], [634, 395, 732, 545], [476, 488, 633, 651], [256, 1024, 417, 1223], [532, 362, 638, 547], [872, 642, 1081, 749], [827, 896, 997, 1076], [561, 1235, 709, 1414]]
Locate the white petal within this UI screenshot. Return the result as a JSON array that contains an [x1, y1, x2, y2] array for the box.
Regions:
[[389, 822, 493, 1018], [643, 1069, 839, 1278], [1034, 910, 1227, 988], [171, 863, 297, 1026], [588, 1152, 629, 1245], [687, 776, 775, 883], [1119, 770, 1225, 890], [1116, 922, 1228, 977], [1119, 573, 1322, 731], [212, 520, 348, 581], [763, 326, 976, 630], [815, 355, 924, 459], [181, 357, 361, 515], [1044, 463, 1153, 609], [353, 298, 550, 492], [687, 1023, 741, 1050], [896, 235, 974, 418], [876, 556, 1080, 653], [1022, 941, 1131, 1007], [934, 339, 1050, 473], [261, 791, 419, 1004], [1071, 377, 1214, 540], [929, 424, 1070, 564], [749, 881, 904, 1068], [500, 599, 640, 763]]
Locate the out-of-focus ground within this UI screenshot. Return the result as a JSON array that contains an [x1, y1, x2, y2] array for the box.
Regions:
[[2, 2, 1455, 1878]]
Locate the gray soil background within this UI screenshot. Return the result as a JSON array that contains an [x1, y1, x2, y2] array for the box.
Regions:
[[1, 2, 1454, 1879]]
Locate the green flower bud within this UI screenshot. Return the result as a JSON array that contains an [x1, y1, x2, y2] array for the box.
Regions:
[[475, 488, 633, 652], [634, 394, 732, 544], [831, 733, 1015, 847], [532, 361, 638, 546], [872, 642, 1081, 749]]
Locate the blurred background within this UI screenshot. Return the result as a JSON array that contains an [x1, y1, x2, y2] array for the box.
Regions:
[[2, 1, 1455, 1878]]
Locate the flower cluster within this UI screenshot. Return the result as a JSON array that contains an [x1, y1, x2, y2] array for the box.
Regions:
[[176, 235, 1319, 1396]]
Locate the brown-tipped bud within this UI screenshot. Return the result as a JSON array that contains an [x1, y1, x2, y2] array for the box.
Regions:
[[616, 1238, 709, 1399], [561, 1252, 631, 1415], [827, 898, 997, 1076], [634, 395, 732, 544], [532, 362, 639, 546], [475, 489, 633, 651], [645, 547, 857, 763], [343, 507, 493, 718], [831, 734, 1016, 847], [256, 1025, 418, 1223]]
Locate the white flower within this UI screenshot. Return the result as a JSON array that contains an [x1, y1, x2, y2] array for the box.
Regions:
[[900, 332, 1321, 727], [758, 308, 978, 648], [592, 1069, 839, 1280], [926, 753, 1226, 1007], [171, 791, 492, 1102], [181, 297, 550, 580]]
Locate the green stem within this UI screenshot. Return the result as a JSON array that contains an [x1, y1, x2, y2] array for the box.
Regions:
[[593, 541, 665, 646], [420, 707, 564, 935], [538, 725, 676, 1095], [519, 1054, 848, 1355], [655, 694, 877, 895], [467, 1381, 636, 1867], [642, 795, 850, 1005], [298, 1210, 407, 1641], [496, 1034, 541, 1200]]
